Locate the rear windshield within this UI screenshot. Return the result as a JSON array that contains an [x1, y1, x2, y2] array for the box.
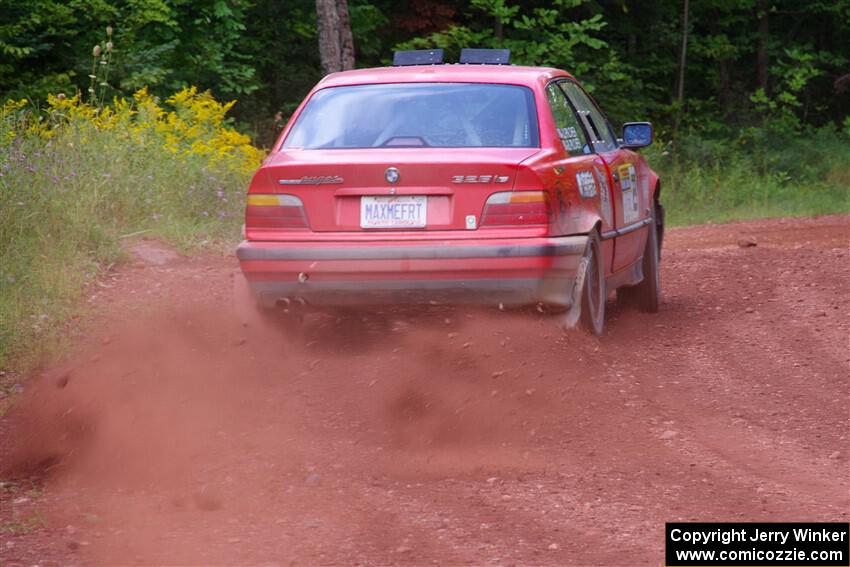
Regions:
[[283, 83, 539, 149]]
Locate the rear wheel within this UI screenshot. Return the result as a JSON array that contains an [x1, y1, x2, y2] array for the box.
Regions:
[[580, 231, 606, 336], [620, 205, 661, 312]]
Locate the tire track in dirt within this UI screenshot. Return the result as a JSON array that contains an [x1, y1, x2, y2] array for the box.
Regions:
[[602, 221, 848, 519]]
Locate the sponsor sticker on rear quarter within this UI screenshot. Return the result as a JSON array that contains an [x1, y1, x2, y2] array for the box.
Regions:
[[619, 164, 640, 224]]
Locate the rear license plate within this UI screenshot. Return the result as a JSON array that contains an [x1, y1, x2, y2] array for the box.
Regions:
[[360, 196, 427, 229]]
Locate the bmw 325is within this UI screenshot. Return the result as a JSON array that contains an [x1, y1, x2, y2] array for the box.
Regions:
[[237, 49, 663, 335]]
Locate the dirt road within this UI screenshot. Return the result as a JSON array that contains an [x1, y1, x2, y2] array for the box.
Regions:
[[1, 215, 848, 566]]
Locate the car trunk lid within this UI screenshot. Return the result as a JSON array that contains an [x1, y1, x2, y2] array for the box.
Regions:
[[260, 147, 541, 232]]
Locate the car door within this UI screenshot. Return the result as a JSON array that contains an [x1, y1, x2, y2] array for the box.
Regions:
[[544, 81, 617, 277], [559, 81, 649, 273]]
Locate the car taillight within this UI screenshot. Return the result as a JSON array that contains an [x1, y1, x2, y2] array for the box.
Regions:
[[245, 194, 308, 229], [481, 191, 551, 226]]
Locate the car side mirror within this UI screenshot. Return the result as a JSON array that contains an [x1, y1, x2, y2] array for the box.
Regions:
[[622, 122, 653, 149]]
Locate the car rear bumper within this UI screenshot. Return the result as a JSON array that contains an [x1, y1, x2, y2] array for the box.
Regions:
[[236, 235, 589, 308]]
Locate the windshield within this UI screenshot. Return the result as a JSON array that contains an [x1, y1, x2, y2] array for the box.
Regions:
[[283, 83, 539, 149]]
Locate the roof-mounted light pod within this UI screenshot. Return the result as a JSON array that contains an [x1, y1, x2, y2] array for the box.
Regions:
[[392, 49, 445, 66], [459, 48, 511, 65]]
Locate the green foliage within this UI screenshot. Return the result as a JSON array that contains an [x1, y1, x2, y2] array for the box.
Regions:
[[0, 0, 258, 108], [350, 2, 390, 58], [396, 0, 616, 78], [748, 46, 842, 135], [648, 129, 850, 226], [2, 0, 848, 143]]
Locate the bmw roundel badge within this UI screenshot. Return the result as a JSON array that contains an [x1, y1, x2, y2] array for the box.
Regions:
[[385, 167, 400, 184]]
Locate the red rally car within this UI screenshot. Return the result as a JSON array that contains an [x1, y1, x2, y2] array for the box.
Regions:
[[237, 49, 663, 335]]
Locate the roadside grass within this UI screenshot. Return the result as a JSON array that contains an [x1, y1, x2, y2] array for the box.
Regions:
[[0, 91, 260, 371], [661, 160, 849, 226], [648, 128, 850, 226]]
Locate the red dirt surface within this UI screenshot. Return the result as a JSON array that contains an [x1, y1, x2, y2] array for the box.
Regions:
[[1, 215, 848, 566]]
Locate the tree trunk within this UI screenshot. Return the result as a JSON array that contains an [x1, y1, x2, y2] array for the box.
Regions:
[[756, 0, 769, 92], [316, 0, 355, 74], [718, 58, 731, 112], [336, 0, 355, 71], [676, 0, 689, 105], [673, 0, 689, 136]]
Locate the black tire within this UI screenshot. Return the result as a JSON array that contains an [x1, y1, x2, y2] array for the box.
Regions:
[[579, 231, 606, 336], [622, 206, 661, 312]]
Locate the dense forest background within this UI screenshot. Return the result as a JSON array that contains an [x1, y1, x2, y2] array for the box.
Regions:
[[2, 0, 848, 146]]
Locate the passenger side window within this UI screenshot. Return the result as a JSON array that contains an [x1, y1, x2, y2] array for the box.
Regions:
[[545, 83, 590, 157], [559, 81, 618, 154]]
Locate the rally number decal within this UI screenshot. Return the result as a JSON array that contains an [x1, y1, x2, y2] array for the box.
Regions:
[[576, 170, 598, 198]]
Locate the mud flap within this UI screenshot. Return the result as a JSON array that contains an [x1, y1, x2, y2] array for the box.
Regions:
[[560, 248, 590, 331]]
